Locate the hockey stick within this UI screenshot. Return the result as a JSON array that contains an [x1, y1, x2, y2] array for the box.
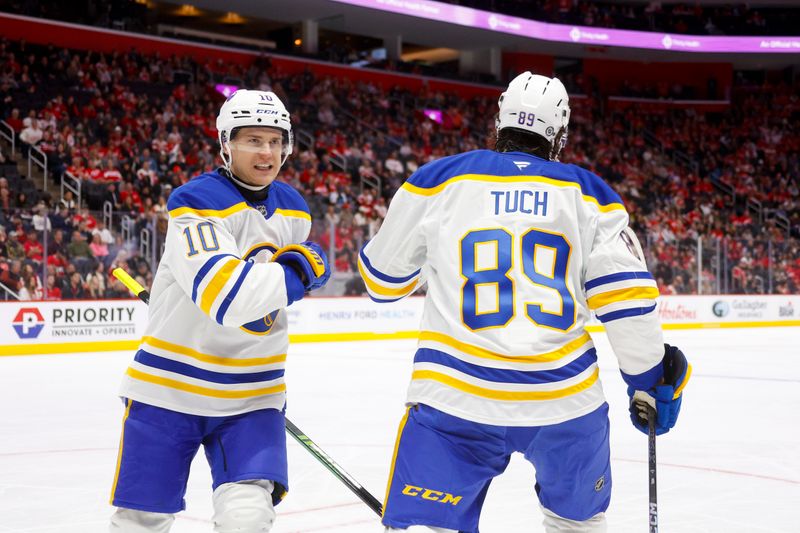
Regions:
[[647, 406, 658, 533], [111, 268, 384, 517]]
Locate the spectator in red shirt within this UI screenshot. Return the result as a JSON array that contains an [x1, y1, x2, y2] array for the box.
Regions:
[[24, 230, 44, 263], [5, 108, 23, 132], [43, 274, 62, 300]]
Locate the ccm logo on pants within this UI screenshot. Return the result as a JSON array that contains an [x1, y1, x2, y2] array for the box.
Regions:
[[401, 485, 462, 505]]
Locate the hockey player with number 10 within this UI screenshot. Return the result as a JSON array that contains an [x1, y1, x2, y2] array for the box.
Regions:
[[109, 90, 330, 532], [359, 73, 691, 532]]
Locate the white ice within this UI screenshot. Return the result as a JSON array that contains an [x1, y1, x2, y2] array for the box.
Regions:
[[1, 328, 799, 532]]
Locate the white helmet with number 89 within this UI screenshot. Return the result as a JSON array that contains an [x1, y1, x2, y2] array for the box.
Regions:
[[216, 89, 294, 171], [496, 72, 570, 161]]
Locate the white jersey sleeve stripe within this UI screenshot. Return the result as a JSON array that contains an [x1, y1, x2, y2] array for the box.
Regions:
[[199, 258, 240, 316], [596, 304, 657, 323], [357, 257, 419, 299], [190, 253, 239, 303], [358, 248, 421, 283], [585, 270, 653, 291], [585, 277, 658, 299], [215, 261, 253, 325], [586, 286, 660, 310]]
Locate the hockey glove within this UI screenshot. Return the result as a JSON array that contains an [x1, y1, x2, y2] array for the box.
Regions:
[[271, 241, 330, 292], [279, 265, 306, 306], [628, 344, 692, 436]]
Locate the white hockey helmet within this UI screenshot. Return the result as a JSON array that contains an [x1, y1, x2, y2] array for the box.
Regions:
[[496, 72, 570, 160], [216, 89, 294, 170]]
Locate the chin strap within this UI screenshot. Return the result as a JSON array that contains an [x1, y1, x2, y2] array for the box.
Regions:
[[227, 171, 267, 192]]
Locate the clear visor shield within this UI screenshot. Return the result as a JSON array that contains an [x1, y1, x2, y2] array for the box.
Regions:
[[220, 130, 293, 168]]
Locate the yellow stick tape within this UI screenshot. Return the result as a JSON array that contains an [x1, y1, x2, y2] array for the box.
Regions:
[[112, 268, 146, 296]]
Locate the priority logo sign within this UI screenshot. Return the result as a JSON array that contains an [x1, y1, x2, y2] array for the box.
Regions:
[[12, 307, 45, 339]]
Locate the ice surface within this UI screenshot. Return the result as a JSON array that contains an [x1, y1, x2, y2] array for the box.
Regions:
[[1, 327, 798, 532]]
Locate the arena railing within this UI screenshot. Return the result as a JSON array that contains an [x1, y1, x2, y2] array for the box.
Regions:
[[330, 153, 347, 172], [103, 201, 113, 231], [0, 280, 20, 301], [61, 171, 81, 209], [0, 120, 15, 159], [295, 129, 315, 152], [360, 173, 381, 196], [747, 197, 764, 226], [155, 24, 277, 51], [27, 145, 47, 190]]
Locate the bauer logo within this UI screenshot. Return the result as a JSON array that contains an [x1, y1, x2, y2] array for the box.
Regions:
[[12, 307, 45, 339], [712, 301, 730, 318]]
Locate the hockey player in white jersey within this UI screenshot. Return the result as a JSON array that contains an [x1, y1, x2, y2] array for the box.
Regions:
[[109, 90, 330, 532], [359, 73, 691, 532]]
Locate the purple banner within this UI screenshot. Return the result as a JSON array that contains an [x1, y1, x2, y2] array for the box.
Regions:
[[332, 0, 800, 54]]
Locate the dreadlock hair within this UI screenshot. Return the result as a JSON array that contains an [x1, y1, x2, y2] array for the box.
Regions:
[[493, 127, 564, 161]]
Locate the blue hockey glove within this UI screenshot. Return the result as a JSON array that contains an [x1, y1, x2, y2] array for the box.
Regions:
[[279, 265, 306, 306], [628, 344, 692, 436], [271, 241, 330, 292]]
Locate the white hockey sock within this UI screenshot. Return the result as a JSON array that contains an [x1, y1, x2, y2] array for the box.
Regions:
[[110, 508, 174, 533], [212, 479, 276, 533], [541, 506, 607, 533]]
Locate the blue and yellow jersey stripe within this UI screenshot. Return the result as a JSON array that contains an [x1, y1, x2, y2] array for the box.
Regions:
[[358, 248, 420, 302], [587, 286, 660, 310], [413, 346, 597, 384], [272, 208, 311, 221], [411, 366, 599, 402], [418, 330, 592, 364], [141, 336, 286, 367], [584, 270, 659, 323], [125, 367, 286, 399], [166, 172, 312, 223], [401, 149, 625, 213]]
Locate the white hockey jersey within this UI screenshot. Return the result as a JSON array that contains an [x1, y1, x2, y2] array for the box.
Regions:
[[119, 170, 311, 416], [359, 150, 664, 426]]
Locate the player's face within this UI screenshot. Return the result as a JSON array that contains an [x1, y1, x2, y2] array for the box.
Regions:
[[229, 127, 284, 187]]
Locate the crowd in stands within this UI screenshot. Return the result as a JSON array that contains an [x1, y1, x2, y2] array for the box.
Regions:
[[3, 0, 798, 91], [449, 1, 798, 36], [6, 0, 799, 39], [1, 36, 798, 301]]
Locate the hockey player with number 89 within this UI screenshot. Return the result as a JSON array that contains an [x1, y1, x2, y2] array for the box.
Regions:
[[109, 90, 330, 532], [359, 73, 691, 532]]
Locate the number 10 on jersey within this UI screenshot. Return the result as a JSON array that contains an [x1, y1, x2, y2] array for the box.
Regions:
[[460, 228, 575, 332]]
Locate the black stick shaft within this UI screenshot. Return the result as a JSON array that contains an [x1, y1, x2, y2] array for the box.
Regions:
[[115, 272, 383, 517], [285, 419, 383, 516], [648, 407, 658, 533]]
